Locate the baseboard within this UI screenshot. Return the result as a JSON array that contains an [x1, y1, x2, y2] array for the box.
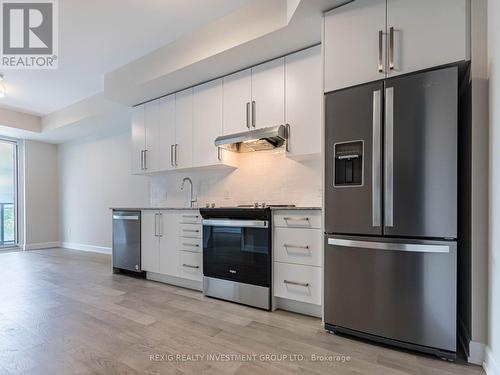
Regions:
[[61, 242, 112, 255], [23, 241, 61, 250], [273, 297, 322, 318], [147, 272, 202, 291], [468, 341, 486, 365], [484, 347, 500, 375]]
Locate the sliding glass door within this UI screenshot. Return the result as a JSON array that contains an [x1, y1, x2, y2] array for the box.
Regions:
[[0, 140, 17, 247]]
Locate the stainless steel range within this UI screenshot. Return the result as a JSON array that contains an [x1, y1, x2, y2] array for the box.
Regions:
[[200, 205, 292, 310]]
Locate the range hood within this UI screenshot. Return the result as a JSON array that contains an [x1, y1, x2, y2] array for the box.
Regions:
[[214, 125, 288, 152]]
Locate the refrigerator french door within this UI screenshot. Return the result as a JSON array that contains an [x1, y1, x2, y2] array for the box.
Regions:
[[324, 66, 458, 358]]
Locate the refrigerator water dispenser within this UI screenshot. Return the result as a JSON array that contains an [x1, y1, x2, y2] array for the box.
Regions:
[[334, 141, 363, 186]]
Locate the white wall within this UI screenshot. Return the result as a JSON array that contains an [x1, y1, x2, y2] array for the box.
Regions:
[[470, 0, 489, 360], [23, 140, 59, 248], [150, 151, 322, 208], [487, 0, 500, 374], [58, 130, 149, 250]]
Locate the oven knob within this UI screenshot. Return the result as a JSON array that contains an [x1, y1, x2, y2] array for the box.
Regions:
[[229, 269, 237, 274]]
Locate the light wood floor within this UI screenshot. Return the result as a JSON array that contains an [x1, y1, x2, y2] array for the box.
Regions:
[[0, 248, 484, 375]]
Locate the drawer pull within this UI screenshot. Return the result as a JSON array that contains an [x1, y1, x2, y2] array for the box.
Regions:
[[284, 244, 310, 250], [183, 229, 200, 233], [182, 215, 199, 219], [283, 217, 309, 222], [182, 264, 199, 269], [182, 243, 199, 247], [284, 280, 309, 287]]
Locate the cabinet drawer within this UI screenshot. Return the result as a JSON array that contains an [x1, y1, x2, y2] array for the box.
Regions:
[[180, 212, 201, 224], [179, 223, 201, 238], [179, 251, 202, 281], [273, 210, 321, 229], [179, 237, 201, 253], [274, 228, 322, 267], [273, 262, 321, 305]]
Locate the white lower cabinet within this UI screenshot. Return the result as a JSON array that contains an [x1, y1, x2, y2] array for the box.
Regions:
[[179, 223, 202, 238], [141, 210, 160, 273], [274, 227, 322, 267], [273, 210, 322, 229], [159, 211, 180, 277], [179, 251, 202, 281], [272, 209, 323, 313], [142, 210, 202, 285], [179, 237, 201, 252], [273, 262, 322, 305]]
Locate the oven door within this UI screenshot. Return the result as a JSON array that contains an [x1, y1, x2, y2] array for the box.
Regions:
[[202, 219, 271, 287]]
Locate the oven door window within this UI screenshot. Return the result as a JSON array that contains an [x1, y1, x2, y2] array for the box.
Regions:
[[203, 225, 270, 287]]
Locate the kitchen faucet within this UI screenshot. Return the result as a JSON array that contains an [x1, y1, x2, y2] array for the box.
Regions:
[[180, 177, 197, 208]]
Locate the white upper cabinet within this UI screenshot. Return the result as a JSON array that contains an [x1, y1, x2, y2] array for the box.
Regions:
[[324, 0, 468, 91], [193, 79, 223, 167], [144, 100, 160, 172], [285, 45, 322, 158], [251, 57, 285, 128], [132, 46, 321, 173], [158, 94, 176, 171], [222, 68, 252, 135], [386, 0, 468, 77], [324, 0, 387, 92], [131, 105, 145, 174], [174, 88, 193, 169]]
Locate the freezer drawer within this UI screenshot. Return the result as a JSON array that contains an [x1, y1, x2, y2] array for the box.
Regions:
[[324, 236, 456, 353]]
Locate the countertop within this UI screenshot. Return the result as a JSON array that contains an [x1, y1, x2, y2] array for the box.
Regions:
[[111, 206, 322, 211]]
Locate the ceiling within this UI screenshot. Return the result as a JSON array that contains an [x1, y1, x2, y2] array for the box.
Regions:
[[0, 0, 252, 116]]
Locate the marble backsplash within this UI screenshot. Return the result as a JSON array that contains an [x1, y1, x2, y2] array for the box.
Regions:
[[150, 150, 323, 208]]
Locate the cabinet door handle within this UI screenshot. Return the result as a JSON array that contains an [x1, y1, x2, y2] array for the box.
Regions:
[[140, 150, 145, 170], [182, 264, 199, 269], [251, 101, 256, 128], [378, 30, 384, 73], [283, 217, 309, 222], [174, 144, 178, 167], [158, 213, 163, 237], [284, 280, 309, 287], [144, 149, 148, 170], [389, 26, 395, 70], [170, 145, 174, 167], [284, 244, 310, 250], [154, 213, 158, 237], [246, 102, 250, 128]]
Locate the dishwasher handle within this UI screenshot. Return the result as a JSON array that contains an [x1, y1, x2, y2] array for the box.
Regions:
[[113, 214, 140, 221]]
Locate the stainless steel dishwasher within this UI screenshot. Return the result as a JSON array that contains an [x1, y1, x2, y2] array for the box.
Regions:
[[112, 210, 144, 275]]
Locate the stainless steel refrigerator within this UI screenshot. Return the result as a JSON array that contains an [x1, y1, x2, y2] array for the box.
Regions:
[[324, 66, 458, 359]]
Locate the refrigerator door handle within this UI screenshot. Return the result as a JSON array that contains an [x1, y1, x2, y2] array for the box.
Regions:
[[385, 86, 394, 227], [327, 238, 450, 254], [372, 90, 382, 227]]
